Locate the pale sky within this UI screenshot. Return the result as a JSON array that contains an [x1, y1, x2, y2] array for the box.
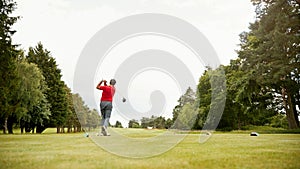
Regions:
[[12, 0, 256, 126]]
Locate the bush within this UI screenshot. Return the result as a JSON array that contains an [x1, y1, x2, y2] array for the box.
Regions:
[[217, 127, 234, 131], [270, 114, 288, 129]]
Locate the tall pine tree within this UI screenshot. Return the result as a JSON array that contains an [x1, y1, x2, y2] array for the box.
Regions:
[[238, 0, 300, 129], [26, 43, 68, 133], [0, 0, 20, 133]]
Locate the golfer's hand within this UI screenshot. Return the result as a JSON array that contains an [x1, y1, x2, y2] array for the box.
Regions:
[[103, 80, 107, 86]]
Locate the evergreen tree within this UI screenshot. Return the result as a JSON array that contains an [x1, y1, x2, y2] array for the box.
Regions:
[[0, 0, 19, 133], [172, 87, 196, 125], [72, 93, 87, 131], [238, 0, 300, 129], [72, 93, 96, 132], [64, 85, 80, 133], [86, 108, 100, 131], [26, 43, 68, 133]]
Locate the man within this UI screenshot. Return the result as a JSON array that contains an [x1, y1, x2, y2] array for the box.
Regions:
[[96, 79, 116, 136]]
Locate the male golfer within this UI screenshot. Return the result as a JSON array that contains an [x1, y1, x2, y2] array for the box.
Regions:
[[96, 79, 116, 136]]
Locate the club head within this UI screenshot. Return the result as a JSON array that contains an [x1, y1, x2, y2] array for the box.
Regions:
[[122, 97, 126, 103]]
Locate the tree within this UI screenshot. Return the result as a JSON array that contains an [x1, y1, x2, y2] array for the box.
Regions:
[[114, 121, 123, 128], [72, 93, 100, 132], [72, 93, 88, 132], [128, 119, 140, 128], [141, 117, 151, 128], [0, 0, 20, 133], [86, 108, 100, 131], [218, 59, 275, 130], [165, 118, 173, 129], [193, 67, 227, 130], [175, 103, 197, 130], [16, 59, 50, 134], [238, 0, 300, 129], [154, 116, 166, 129], [28, 94, 50, 134], [26, 43, 68, 132], [64, 86, 80, 133], [172, 87, 196, 128], [140, 115, 169, 129], [217, 61, 244, 130], [193, 70, 211, 129]]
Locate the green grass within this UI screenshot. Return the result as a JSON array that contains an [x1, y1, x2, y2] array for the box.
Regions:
[[227, 125, 300, 134], [111, 128, 166, 138], [0, 128, 299, 169]]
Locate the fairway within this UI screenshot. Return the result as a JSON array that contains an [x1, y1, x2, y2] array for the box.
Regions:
[[0, 130, 299, 169]]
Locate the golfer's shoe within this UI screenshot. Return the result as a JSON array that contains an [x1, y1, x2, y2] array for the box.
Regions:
[[96, 133, 104, 136], [101, 126, 108, 136]]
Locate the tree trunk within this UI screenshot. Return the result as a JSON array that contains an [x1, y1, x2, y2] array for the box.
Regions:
[[287, 91, 299, 128], [237, 115, 241, 130], [291, 95, 299, 127], [3, 117, 8, 134], [7, 116, 14, 134], [56, 127, 60, 133], [73, 126, 76, 133], [282, 87, 299, 129], [36, 125, 46, 134], [20, 119, 25, 134]]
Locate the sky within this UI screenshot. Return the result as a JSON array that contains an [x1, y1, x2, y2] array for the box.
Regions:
[[12, 0, 256, 126]]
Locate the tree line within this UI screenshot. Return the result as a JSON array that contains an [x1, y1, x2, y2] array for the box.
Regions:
[[127, 116, 173, 129], [216, 0, 299, 130], [127, 0, 299, 130], [1, 0, 299, 133], [0, 0, 100, 134]]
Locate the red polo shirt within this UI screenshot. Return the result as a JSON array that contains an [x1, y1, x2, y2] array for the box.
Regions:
[[99, 86, 115, 102]]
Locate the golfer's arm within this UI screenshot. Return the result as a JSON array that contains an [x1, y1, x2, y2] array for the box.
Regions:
[[96, 81, 103, 89]]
